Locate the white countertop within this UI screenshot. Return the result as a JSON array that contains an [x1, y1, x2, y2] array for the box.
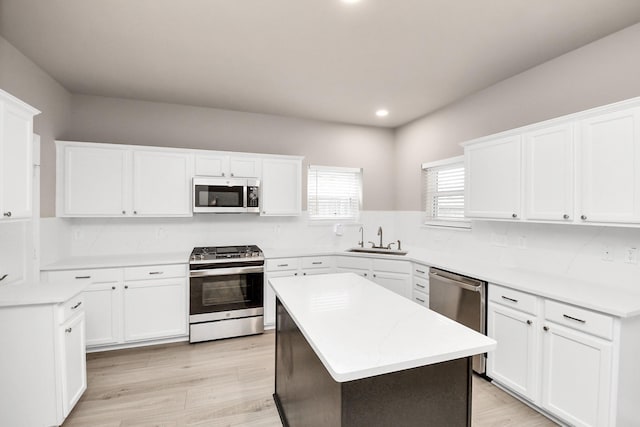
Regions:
[[269, 273, 496, 382], [41, 252, 189, 271], [0, 281, 87, 307]]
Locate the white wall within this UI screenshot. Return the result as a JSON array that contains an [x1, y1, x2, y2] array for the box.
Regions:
[[394, 23, 640, 211]]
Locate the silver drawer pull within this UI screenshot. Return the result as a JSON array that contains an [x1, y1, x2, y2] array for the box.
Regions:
[[415, 297, 425, 303], [416, 283, 426, 289], [277, 264, 289, 267], [416, 269, 426, 274], [311, 262, 322, 265], [75, 276, 91, 279], [148, 271, 163, 275], [0, 274, 7, 282], [563, 314, 586, 323], [65, 328, 72, 333], [71, 302, 82, 310], [501, 296, 518, 303]]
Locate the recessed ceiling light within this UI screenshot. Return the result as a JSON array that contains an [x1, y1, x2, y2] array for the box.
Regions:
[[376, 109, 389, 117]]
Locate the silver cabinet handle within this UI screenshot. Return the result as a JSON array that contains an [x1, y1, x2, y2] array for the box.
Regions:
[[363, 273, 368, 277], [277, 264, 289, 267], [311, 262, 322, 265], [124, 285, 129, 289], [65, 328, 72, 333], [112, 286, 116, 290], [543, 326, 549, 332], [222, 172, 225, 177], [415, 297, 425, 303], [230, 173, 234, 177], [0, 274, 7, 282], [303, 272, 307, 276], [581, 215, 587, 220], [75, 276, 91, 279], [563, 214, 570, 220], [148, 271, 163, 275], [415, 269, 426, 274], [501, 295, 518, 303], [133, 211, 138, 215], [373, 274, 377, 278], [563, 314, 586, 323], [71, 302, 82, 310], [512, 213, 518, 218], [3, 211, 11, 217], [294, 273, 298, 276], [526, 320, 532, 325], [416, 283, 426, 289], [122, 210, 126, 214]]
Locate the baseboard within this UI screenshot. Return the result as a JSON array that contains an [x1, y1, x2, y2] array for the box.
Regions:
[[86, 335, 189, 353], [490, 381, 568, 426]]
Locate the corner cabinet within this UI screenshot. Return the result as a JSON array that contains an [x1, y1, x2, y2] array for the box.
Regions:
[[261, 157, 302, 216], [56, 141, 193, 217], [0, 89, 40, 221], [0, 292, 87, 426]]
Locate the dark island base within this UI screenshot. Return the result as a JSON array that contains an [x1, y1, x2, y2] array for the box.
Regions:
[[274, 298, 472, 427]]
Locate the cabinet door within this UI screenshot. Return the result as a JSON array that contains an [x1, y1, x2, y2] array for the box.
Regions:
[[261, 158, 302, 216], [541, 323, 612, 427], [525, 123, 574, 222], [487, 303, 538, 402], [132, 150, 192, 216], [372, 271, 411, 298], [195, 154, 228, 177], [61, 145, 129, 216], [1, 101, 33, 219], [123, 277, 188, 341], [84, 282, 122, 347], [465, 136, 522, 219], [229, 157, 261, 178], [265, 270, 299, 327], [579, 108, 640, 224], [60, 313, 87, 418]]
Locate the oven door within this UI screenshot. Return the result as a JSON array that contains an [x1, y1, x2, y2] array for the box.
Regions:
[[189, 266, 264, 322], [193, 177, 247, 213]]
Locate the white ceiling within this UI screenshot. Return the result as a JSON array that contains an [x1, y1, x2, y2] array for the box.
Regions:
[[1, 1, 640, 128]]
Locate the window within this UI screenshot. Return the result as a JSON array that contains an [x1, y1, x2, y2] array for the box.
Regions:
[[422, 156, 470, 228], [307, 165, 362, 221]]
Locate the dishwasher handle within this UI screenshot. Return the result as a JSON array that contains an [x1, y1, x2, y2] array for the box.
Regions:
[[429, 271, 483, 292]]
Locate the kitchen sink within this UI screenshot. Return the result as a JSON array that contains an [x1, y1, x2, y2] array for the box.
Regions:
[[346, 247, 407, 256]]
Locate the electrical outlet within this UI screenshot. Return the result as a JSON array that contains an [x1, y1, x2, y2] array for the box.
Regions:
[[602, 246, 614, 262], [156, 227, 167, 240], [624, 247, 638, 264], [518, 235, 527, 249]]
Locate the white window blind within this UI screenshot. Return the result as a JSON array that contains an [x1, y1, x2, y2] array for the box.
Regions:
[[422, 156, 469, 228], [308, 165, 362, 220]]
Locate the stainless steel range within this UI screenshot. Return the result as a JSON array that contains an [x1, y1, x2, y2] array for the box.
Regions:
[[189, 245, 264, 343]]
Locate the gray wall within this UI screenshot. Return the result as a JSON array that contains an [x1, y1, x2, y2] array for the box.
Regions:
[[63, 95, 396, 213], [394, 23, 640, 211], [0, 35, 71, 216]]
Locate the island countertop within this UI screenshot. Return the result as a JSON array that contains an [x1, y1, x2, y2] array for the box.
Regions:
[[269, 272, 496, 382]]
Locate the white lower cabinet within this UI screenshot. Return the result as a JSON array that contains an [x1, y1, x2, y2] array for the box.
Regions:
[[0, 292, 87, 426], [334, 256, 411, 298], [487, 283, 639, 427], [44, 264, 188, 349]]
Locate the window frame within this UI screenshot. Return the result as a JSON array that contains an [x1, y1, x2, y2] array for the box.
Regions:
[[421, 155, 471, 229], [307, 165, 363, 222]]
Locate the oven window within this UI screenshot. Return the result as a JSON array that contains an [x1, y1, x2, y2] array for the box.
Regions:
[[190, 272, 263, 314], [195, 185, 243, 208]]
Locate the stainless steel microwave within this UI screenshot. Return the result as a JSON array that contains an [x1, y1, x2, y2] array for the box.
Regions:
[[193, 177, 260, 213]]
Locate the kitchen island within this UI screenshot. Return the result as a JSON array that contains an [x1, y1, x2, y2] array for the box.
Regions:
[[269, 273, 496, 427]]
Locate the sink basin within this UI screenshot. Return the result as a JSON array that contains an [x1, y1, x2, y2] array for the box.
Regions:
[[346, 247, 407, 256]]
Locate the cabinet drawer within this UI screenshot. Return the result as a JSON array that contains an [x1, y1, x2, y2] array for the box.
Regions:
[[58, 293, 85, 324], [301, 256, 332, 270], [266, 258, 300, 271], [489, 284, 538, 315], [372, 259, 410, 274], [413, 264, 429, 279], [412, 290, 429, 307], [124, 264, 187, 281], [545, 300, 613, 340], [413, 277, 429, 294], [47, 268, 122, 284], [335, 256, 371, 270]]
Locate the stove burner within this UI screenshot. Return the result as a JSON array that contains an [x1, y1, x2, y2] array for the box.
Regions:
[[189, 245, 263, 264]]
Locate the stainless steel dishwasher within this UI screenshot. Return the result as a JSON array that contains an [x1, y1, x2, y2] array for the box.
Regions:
[[428, 267, 487, 375]]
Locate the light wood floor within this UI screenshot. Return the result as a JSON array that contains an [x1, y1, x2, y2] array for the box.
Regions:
[[64, 331, 557, 426]]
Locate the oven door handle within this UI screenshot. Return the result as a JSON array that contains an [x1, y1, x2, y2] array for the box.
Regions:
[[190, 266, 264, 277]]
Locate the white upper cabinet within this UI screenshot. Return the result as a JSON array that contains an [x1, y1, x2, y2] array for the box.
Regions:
[[578, 108, 640, 224], [132, 150, 191, 216], [57, 141, 193, 217], [465, 135, 522, 220], [524, 123, 574, 222], [0, 89, 39, 221], [61, 144, 129, 216], [195, 153, 262, 178], [261, 157, 302, 216]]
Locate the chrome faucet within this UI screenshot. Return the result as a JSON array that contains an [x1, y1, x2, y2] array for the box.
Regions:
[[377, 226, 383, 248], [358, 226, 364, 248]]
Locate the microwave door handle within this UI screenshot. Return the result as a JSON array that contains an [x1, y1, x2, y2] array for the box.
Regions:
[[243, 184, 248, 209]]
